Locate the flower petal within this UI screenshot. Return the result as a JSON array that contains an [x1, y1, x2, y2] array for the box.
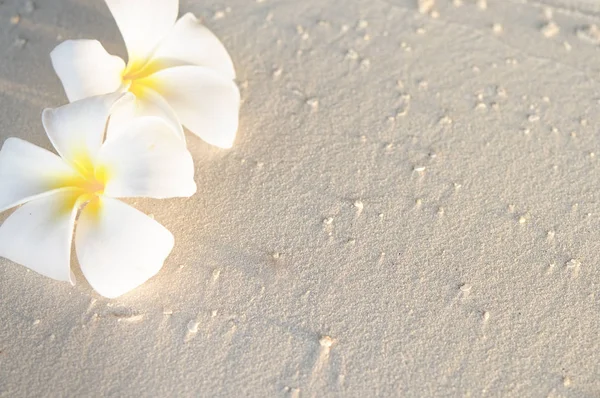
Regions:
[[76, 196, 174, 298], [42, 93, 134, 171], [50, 40, 126, 102], [141, 66, 240, 148], [99, 117, 196, 199], [151, 13, 236, 79], [0, 189, 80, 283], [107, 85, 184, 141], [0, 138, 78, 212], [104, 0, 178, 67]]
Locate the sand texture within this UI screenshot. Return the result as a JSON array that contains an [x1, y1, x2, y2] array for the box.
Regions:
[[1, 0, 600, 396]]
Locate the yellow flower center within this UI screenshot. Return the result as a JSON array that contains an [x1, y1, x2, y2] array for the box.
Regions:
[[53, 150, 111, 217], [52, 149, 110, 215], [69, 151, 108, 197], [121, 59, 165, 97]]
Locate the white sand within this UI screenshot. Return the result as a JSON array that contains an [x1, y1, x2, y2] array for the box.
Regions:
[[1, 0, 600, 396]]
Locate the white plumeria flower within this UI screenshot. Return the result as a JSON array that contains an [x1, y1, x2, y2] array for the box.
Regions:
[[51, 0, 240, 149], [0, 93, 196, 298]]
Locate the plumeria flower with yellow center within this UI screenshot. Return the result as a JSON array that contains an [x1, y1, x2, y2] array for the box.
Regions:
[[0, 93, 196, 298], [51, 0, 240, 148]]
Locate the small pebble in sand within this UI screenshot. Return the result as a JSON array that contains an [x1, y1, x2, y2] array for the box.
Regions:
[[397, 94, 411, 117], [319, 335, 334, 348], [438, 115, 452, 125], [460, 283, 472, 292], [187, 320, 200, 333], [356, 20, 368, 31], [418, 0, 435, 14], [565, 259, 581, 268], [346, 49, 359, 60], [540, 21, 560, 38], [306, 98, 319, 110], [576, 24, 600, 45], [283, 386, 300, 396], [353, 200, 364, 211]]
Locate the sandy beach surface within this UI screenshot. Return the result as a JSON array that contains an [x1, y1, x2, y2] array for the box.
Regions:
[[1, 0, 600, 396]]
